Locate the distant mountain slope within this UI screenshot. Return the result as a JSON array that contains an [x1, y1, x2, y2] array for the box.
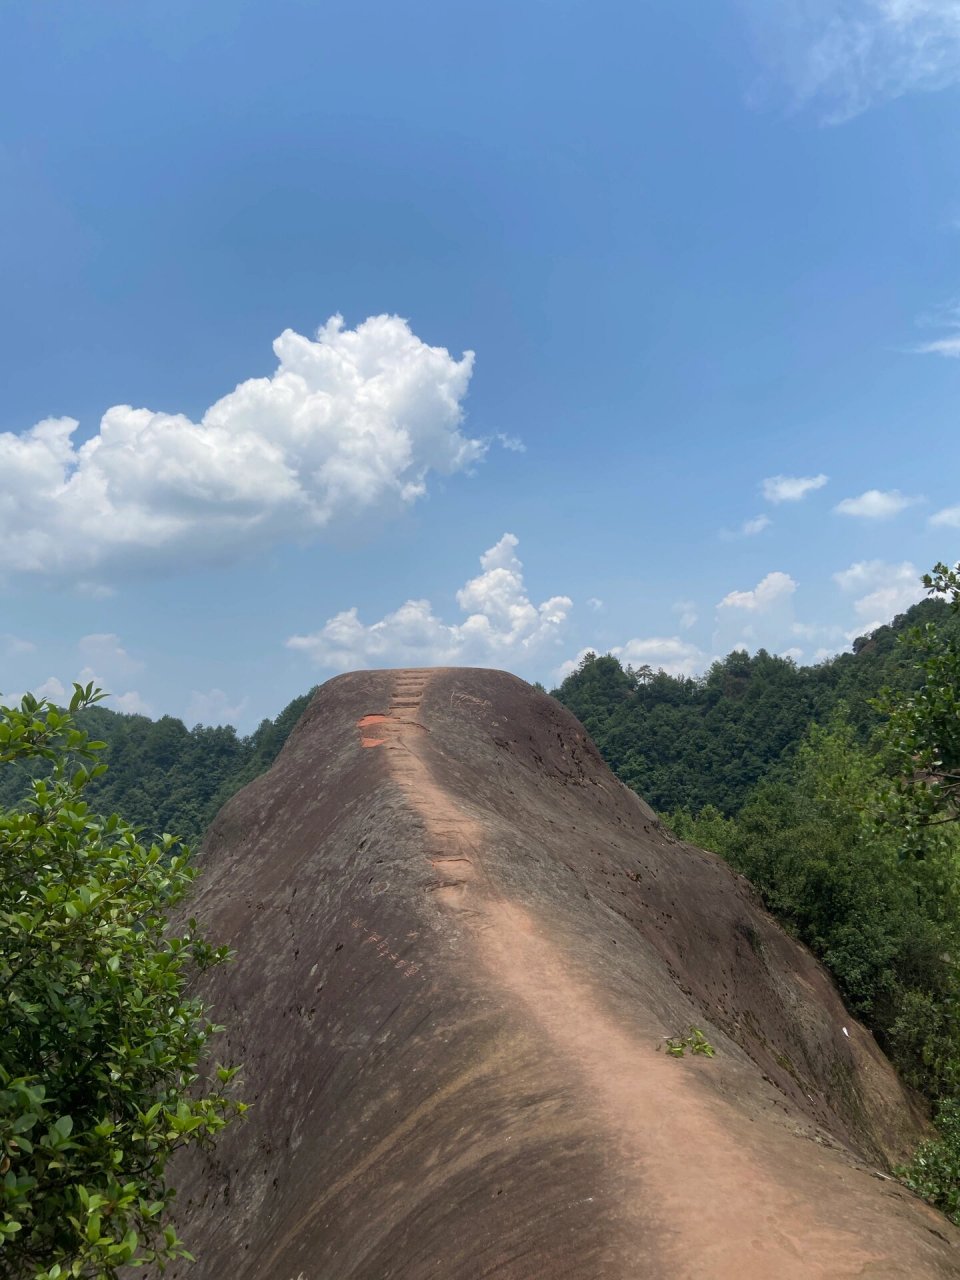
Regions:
[[552, 598, 960, 815]]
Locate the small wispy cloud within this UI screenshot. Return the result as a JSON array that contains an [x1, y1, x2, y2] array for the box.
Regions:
[[673, 600, 698, 630], [834, 558, 924, 632], [718, 571, 797, 613], [914, 335, 960, 357], [834, 488, 918, 518], [78, 632, 144, 676], [186, 688, 247, 726], [744, 0, 960, 122], [792, 620, 847, 642], [742, 514, 771, 535], [911, 295, 960, 358], [722, 513, 773, 539], [75, 581, 117, 600], [912, 297, 960, 356], [931, 504, 960, 526], [761, 474, 828, 503], [0, 633, 35, 657], [496, 433, 527, 453]]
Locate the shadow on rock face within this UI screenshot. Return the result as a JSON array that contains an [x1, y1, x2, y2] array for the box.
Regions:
[[156, 668, 960, 1280]]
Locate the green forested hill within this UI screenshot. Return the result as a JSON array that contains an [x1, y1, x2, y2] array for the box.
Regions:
[[551, 598, 960, 815], [0, 688, 315, 846]]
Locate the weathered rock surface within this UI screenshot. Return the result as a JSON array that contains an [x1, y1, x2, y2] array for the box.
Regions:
[[164, 668, 960, 1278]]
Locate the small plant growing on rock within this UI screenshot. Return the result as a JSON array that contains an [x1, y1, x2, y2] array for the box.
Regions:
[[896, 1100, 960, 1225], [662, 1027, 716, 1058]]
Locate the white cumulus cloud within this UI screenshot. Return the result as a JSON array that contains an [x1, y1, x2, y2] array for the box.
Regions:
[[69, 634, 151, 715], [3, 676, 67, 706], [1, 675, 94, 716], [112, 690, 154, 716], [0, 315, 479, 577], [761, 473, 828, 503], [617, 636, 706, 677], [186, 688, 248, 726], [834, 558, 925, 631], [718, 571, 797, 612], [78, 633, 143, 677], [35, 676, 67, 702], [287, 533, 572, 671], [556, 636, 706, 681], [834, 488, 918, 518], [713, 568, 799, 670]]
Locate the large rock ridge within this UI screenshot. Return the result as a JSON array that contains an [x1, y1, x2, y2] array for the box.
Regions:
[[162, 667, 959, 1278]]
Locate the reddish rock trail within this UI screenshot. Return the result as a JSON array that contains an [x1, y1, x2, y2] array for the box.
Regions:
[[362, 670, 946, 1279], [369, 671, 489, 915]]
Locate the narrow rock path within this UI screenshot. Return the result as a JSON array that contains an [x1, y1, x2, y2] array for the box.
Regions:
[[355, 671, 911, 1279]]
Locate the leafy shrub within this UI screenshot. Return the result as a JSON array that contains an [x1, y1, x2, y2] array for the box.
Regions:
[[897, 1101, 960, 1225], [0, 686, 244, 1279]]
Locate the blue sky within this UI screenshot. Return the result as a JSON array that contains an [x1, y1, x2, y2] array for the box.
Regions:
[[1, 0, 959, 729]]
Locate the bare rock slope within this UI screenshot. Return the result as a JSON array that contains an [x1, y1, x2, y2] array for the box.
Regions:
[[168, 668, 959, 1278]]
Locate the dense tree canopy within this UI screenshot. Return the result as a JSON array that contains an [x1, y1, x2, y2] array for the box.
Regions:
[[552, 598, 960, 815], [0, 691, 315, 850]]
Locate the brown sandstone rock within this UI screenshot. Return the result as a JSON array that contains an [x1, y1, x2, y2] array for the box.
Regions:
[[159, 668, 960, 1278]]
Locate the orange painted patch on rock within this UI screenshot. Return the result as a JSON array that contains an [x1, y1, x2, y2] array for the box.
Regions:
[[358, 712, 390, 747]]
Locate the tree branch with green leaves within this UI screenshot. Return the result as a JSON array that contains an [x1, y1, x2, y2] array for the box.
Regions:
[[0, 684, 244, 1280], [873, 561, 960, 851]]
